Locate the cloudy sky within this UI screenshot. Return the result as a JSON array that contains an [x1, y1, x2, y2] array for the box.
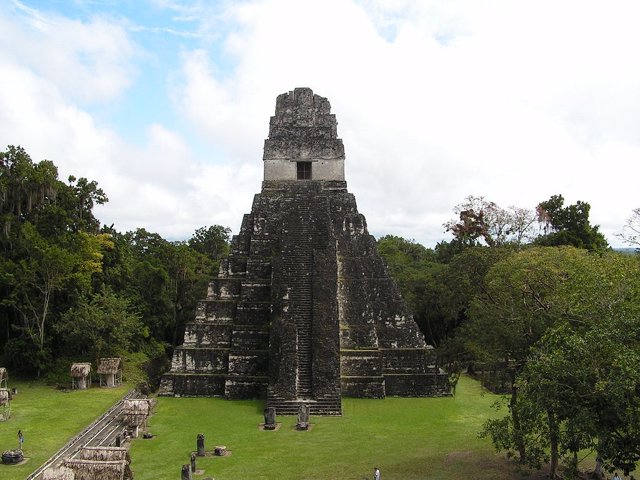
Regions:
[[1, 0, 639, 247]]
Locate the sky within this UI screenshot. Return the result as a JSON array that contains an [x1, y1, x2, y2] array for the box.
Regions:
[[1, 0, 639, 248]]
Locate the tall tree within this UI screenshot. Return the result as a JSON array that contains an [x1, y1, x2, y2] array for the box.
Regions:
[[444, 196, 536, 248], [0, 146, 59, 241], [54, 290, 148, 360], [377, 235, 447, 345], [438, 246, 514, 356], [535, 194, 608, 251], [617, 207, 640, 248], [477, 249, 640, 477], [467, 247, 590, 463], [63, 175, 108, 232], [0, 146, 113, 374]]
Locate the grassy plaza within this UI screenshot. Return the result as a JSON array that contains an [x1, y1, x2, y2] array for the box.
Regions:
[[1, 375, 587, 479], [129, 376, 526, 480], [0, 381, 128, 480]]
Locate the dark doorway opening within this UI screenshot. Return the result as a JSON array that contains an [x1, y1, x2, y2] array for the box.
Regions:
[[297, 161, 312, 180]]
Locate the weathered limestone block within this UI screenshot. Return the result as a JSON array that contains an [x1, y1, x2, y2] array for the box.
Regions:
[[160, 373, 225, 397], [340, 350, 382, 377], [198, 300, 236, 322], [339, 324, 379, 350], [240, 282, 271, 302], [245, 259, 272, 278], [227, 352, 268, 376], [220, 257, 248, 277], [230, 327, 270, 349], [384, 373, 450, 397], [170, 348, 229, 374], [225, 378, 267, 398], [382, 349, 435, 374], [197, 434, 205, 456], [340, 376, 385, 398], [263, 407, 277, 429], [207, 278, 241, 299], [182, 324, 231, 347], [234, 304, 271, 325], [182, 464, 192, 480], [249, 238, 273, 256]]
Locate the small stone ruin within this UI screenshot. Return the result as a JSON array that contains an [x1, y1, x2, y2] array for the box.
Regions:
[[2, 448, 23, 465], [70, 363, 92, 390], [0, 367, 7, 389], [181, 464, 192, 480], [296, 403, 310, 431], [54, 446, 132, 480], [0, 388, 11, 421], [97, 358, 122, 388], [42, 466, 75, 480], [122, 399, 151, 438], [160, 87, 450, 415], [263, 407, 277, 430], [196, 434, 205, 457]]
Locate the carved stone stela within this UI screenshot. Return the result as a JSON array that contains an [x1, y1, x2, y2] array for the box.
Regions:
[[159, 88, 449, 415]]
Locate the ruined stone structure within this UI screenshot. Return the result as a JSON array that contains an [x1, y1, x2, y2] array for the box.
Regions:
[[160, 88, 449, 414]]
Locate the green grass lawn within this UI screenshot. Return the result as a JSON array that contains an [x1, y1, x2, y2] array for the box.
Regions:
[[130, 376, 531, 480], [0, 380, 129, 480]]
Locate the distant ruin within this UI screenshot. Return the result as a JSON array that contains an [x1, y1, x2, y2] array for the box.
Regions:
[[160, 88, 449, 414]]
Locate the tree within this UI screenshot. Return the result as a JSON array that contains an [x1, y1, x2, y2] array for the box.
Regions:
[[516, 311, 640, 479], [475, 249, 640, 477], [113, 227, 222, 347], [535, 194, 608, 251], [8, 223, 77, 353], [2, 223, 115, 373], [0, 146, 59, 241], [377, 235, 447, 345], [617, 207, 640, 248], [438, 246, 514, 357], [188, 225, 231, 273], [64, 175, 108, 232], [466, 247, 590, 463], [444, 196, 536, 248], [55, 290, 148, 360], [0, 146, 114, 373], [164, 242, 213, 346]]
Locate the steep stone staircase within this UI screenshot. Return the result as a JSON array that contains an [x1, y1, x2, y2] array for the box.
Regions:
[[289, 201, 314, 399], [267, 189, 342, 415]]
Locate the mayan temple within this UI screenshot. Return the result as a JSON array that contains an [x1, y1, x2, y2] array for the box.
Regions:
[[159, 88, 449, 414]]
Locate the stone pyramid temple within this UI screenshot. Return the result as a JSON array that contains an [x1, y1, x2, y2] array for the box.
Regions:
[[159, 88, 449, 414]]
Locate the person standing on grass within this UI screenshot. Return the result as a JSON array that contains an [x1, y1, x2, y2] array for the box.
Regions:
[[373, 467, 380, 480], [613, 473, 622, 480], [17, 430, 24, 450]]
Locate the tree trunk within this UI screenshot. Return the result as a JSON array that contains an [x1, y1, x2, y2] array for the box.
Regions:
[[35, 279, 53, 378], [593, 437, 605, 479], [509, 370, 526, 463], [547, 409, 559, 479]]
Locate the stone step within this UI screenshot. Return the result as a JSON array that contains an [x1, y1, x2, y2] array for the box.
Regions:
[[266, 399, 342, 416]]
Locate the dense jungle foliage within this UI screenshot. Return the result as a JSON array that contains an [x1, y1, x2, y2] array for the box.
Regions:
[[0, 146, 230, 386]]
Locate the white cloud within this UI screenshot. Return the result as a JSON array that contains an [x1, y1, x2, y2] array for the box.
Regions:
[[2, 0, 639, 247], [170, 0, 640, 246], [1, 2, 136, 104]]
